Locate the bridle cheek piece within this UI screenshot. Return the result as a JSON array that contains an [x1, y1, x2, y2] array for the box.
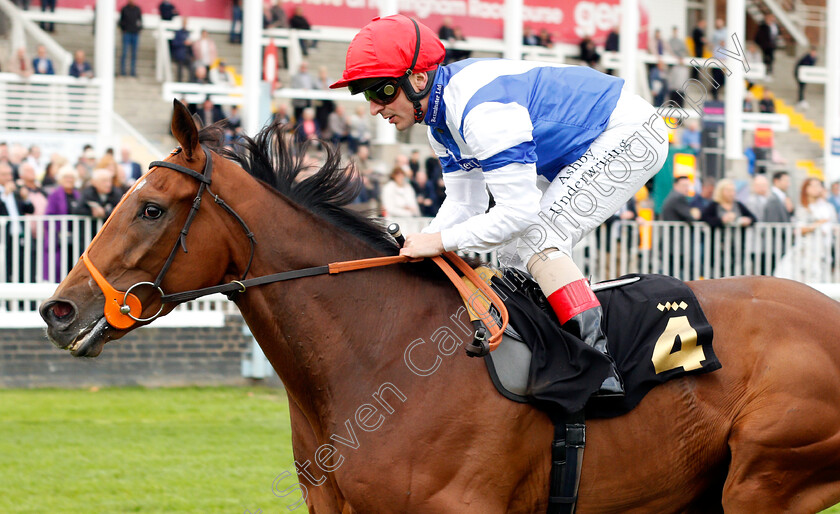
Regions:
[[81, 145, 257, 329]]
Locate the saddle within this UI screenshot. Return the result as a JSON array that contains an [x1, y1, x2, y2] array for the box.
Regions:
[[461, 268, 721, 513]]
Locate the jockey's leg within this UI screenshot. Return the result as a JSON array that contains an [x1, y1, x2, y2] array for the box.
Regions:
[[516, 89, 669, 397], [527, 248, 624, 396]]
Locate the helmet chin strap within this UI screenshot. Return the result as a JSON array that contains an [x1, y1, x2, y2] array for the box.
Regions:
[[400, 68, 438, 123]]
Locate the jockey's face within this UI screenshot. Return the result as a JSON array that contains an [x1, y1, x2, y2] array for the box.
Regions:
[[368, 72, 429, 131]]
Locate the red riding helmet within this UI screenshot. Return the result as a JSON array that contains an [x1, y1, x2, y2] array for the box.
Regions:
[[330, 14, 445, 90]]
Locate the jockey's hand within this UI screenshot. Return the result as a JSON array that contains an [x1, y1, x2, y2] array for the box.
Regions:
[[400, 232, 445, 258]]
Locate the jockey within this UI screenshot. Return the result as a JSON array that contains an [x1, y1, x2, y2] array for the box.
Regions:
[[331, 15, 668, 396]]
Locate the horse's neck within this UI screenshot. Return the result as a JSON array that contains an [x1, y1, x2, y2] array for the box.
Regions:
[[228, 188, 463, 435]]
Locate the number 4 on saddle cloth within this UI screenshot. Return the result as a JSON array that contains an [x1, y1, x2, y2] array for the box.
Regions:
[[462, 268, 720, 420]]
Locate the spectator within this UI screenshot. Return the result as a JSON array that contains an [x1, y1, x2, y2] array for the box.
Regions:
[[230, 0, 242, 44], [267, 0, 287, 28], [159, 0, 178, 21], [649, 59, 668, 107], [578, 34, 599, 68], [196, 97, 225, 126], [743, 90, 756, 112], [69, 50, 93, 78], [667, 58, 689, 106], [348, 105, 371, 154], [754, 13, 779, 76], [711, 18, 727, 51], [8, 47, 33, 79], [314, 65, 335, 133], [691, 176, 716, 211], [0, 161, 34, 282], [445, 26, 470, 64], [438, 16, 456, 41], [42, 154, 67, 192], [701, 179, 756, 275], [75, 169, 123, 220], [668, 26, 688, 59], [193, 64, 210, 84], [40, 0, 56, 32], [605, 25, 619, 52], [523, 26, 540, 46], [295, 107, 320, 144], [25, 145, 45, 177], [829, 181, 840, 218], [44, 165, 81, 282], [381, 167, 420, 217], [758, 89, 776, 113], [78, 145, 97, 182], [649, 29, 665, 56], [32, 45, 55, 75], [225, 105, 242, 131], [413, 169, 438, 217], [680, 119, 702, 154], [743, 174, 771, 222], [691, 19, 707, 58], [661, 176, 701, 222], [408, 150, 422, 176], [210, 61, 235, 85], [274, 102, 291, 126], [795, 46, 817, 109], [326, 104, 349, 149], [766, 171, 794, 222], [348, 146, 381, 214], [289, 6, 315, 56], [710, 18, 728, 99], [538, 28, 553, 49], [8, 144, 25, 179], [775, 178, 836, 282], [119, 0, 143, 77], [192, 30, 218, 71], [290, 60, 316, 123], [17, 162, 47, 240], [120, 148, 142, 184], [171, 17, 193, 82]]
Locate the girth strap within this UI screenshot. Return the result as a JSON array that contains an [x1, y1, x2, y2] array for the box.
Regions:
[[547, 411, 586, 514]]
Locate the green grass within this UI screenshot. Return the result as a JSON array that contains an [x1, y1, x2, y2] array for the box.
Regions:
[[3, 387, 840, 513], [0, 387, 301, 513]]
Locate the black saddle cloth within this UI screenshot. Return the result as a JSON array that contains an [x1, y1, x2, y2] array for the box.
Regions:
[[487, 270, 720, 420]]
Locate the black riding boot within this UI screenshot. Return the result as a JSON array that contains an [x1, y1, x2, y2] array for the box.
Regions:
[[563, 306, 625, 397]]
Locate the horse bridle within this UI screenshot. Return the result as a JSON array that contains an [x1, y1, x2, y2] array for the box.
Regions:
[[81, 145, 256, 329], [79, 145, 508, 354]]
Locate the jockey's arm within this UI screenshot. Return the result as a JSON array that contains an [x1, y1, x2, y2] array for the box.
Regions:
[[437, 162, 542, 253]]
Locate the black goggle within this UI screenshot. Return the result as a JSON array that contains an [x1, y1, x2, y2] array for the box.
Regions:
[[349, 77, 403, 105]]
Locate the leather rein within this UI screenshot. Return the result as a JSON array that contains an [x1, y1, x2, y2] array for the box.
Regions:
[[80, 145, 508, 350]]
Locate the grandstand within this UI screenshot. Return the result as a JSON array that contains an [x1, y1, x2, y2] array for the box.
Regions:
[[0, 0, 837, 385]]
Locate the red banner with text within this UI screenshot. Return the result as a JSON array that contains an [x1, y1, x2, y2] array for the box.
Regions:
[[63, 0, 647, 46]]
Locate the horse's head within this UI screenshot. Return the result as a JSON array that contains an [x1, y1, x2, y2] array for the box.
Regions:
[[40, 100, 250, 357]]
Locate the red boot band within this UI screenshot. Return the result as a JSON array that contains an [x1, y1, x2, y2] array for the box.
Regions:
[[547, 279, 601, 324]]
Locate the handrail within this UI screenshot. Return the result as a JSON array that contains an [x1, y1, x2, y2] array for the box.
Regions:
[[0, 0, 72, 75]]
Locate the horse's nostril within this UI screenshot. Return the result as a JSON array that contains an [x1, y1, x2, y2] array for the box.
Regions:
[[51, 302, 74, 320]]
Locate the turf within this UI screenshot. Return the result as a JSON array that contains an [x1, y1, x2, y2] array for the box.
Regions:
[[2, 387, 840, 513], [0, 387, 302, 513]]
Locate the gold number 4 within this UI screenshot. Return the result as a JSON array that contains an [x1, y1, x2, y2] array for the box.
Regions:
[[651, 315, 705, 374]]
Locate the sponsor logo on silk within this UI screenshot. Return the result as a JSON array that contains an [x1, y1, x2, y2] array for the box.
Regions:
[[429, 84, 443, 124], [460, 158, 481, 171]]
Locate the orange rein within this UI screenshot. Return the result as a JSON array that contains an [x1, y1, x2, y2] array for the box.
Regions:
[[328, 252, 509, 351]]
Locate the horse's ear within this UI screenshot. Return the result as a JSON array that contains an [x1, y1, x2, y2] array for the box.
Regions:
[[171, 99, 200, 160]]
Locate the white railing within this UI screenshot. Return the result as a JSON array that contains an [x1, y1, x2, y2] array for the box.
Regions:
[[0, 72, 100, 132], [4, 216, 840, 323], [388, 217, 840, 285]]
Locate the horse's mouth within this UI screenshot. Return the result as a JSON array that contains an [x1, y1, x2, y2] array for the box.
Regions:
[[55, 317, 111, 358]]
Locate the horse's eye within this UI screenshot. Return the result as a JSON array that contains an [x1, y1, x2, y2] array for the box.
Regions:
[[142, 204, 163, 220]]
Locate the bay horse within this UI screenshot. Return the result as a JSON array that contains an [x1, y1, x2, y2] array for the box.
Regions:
[[41, 102, 840, 513]]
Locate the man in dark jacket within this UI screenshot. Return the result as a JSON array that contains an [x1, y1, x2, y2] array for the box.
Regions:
[[0, 162, 34, 282], [754, 13, 779, 75], [119, 0, 143, 77], [74, 169, 123, 220], [171, 17, 192, 82], [795, 46, 817, 107], [661, 176, 701, 223]]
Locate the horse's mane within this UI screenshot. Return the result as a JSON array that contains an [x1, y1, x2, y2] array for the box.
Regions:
[[197, 122, 402, 257]]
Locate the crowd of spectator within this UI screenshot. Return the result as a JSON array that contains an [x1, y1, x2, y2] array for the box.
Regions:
[[0, 141, 144, 282]]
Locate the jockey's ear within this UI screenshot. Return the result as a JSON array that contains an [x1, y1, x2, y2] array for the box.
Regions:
[[409, 71, 429, 93], [170, 99, 200, 160]]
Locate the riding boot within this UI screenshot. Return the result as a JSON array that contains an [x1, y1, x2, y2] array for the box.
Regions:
[[547, 278, 625, 397]]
